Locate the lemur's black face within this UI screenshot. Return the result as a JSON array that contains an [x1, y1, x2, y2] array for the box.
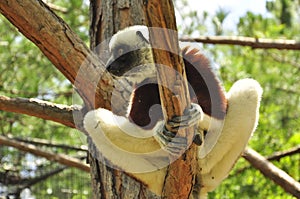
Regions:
[[106, 27, 152, 78], [106, 47, 148, 77]]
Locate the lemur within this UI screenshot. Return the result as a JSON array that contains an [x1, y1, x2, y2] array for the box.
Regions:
[[83, 25, 263, 198]]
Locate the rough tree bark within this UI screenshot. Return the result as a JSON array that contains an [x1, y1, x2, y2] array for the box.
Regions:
[[0, 95, 80, 129], [88, 0, 197, 198], [145, 1, 197, 198], [88, 1, 160, 198]]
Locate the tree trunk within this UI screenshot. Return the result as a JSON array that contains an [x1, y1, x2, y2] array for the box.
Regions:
[[88, 0, 159, 198], [88, 0, 196, 198], [144, 1, 197, 198]]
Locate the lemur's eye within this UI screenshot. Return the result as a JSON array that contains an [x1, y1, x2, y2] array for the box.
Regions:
[[117, 48, 124, 56], [114, 44, 129, 57]]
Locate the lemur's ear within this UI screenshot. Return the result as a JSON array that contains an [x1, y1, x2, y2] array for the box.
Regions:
[[136, 30, 150, 44]]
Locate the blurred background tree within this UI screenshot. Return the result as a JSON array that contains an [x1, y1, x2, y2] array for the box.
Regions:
[[0, 0, 299, 198]]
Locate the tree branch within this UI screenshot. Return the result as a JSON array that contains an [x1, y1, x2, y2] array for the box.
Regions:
[[0, 171, 23, 185], [146, 1, 197, 198], [0, 0, 113, 109], [0, 135, 90, 172], [12, 135, 88, 152], [21, 166, 67, 189], [0, 95, 81, 129], [1, 165, 66, 188], [236, 145, 300, 175], [267, 145, 300, 161], [243, 147, 300, 198], [180, 36, 300, 50]]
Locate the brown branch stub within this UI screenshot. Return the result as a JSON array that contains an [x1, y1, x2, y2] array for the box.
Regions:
[[145, 0, 197, 198], [0, 135, 90, 172], [243, 147, 300, 198], [0, 95, 82, 129], [180, 36, 300, 50]]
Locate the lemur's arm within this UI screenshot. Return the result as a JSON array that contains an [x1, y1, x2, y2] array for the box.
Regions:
[[83, 108, 170, 195]]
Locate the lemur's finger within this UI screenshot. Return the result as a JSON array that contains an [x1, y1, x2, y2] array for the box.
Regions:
[[168, 103, 203, 130]]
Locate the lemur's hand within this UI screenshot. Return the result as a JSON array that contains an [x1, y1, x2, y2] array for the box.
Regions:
[[155, 103, 203, 155]]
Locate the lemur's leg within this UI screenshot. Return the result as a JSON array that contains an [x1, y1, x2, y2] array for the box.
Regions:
[[155, 103, 204, 154], [196, 79, 262, 196]]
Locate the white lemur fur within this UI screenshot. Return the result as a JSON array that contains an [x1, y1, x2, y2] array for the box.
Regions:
[[83, 25, 263, 198]]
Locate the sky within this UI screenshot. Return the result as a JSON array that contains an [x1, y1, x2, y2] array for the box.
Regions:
[[176, 0, 269, 33], [189, 0, 268, 17]]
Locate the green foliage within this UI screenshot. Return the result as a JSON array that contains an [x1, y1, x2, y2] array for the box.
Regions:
[[176, 0, 300, 198], [174, 0, 208, 35], [31, 167, 91, 199], [212, 8, 230, 35], [0, 0, 90, 198], [217, 46, 300, 198]]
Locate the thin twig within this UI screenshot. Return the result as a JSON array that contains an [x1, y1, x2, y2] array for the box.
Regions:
[[8, 135, 88, 152], [180, 36, 300, 50]]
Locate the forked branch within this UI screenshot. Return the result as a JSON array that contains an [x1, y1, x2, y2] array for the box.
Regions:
[[243, 147, 300, 198]]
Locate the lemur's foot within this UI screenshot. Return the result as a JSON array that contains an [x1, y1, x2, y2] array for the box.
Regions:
[[155, 103, 203, 155]]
